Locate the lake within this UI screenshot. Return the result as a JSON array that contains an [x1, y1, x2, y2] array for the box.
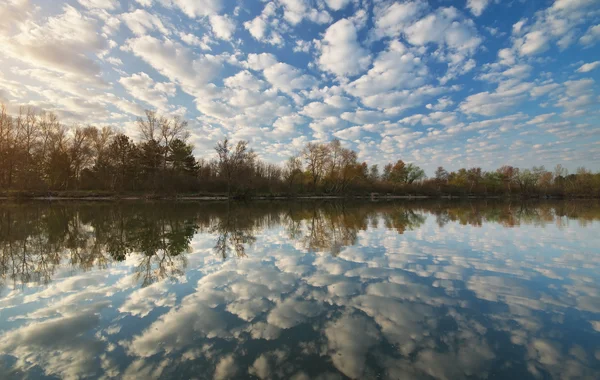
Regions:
[[0, 200, 599, 379]]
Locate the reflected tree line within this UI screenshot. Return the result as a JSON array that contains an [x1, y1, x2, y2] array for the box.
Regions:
[[1, 200, 599, 288]]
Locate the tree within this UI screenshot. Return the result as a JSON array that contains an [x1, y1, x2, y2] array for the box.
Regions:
[[515, 169, 537, 194], [284, 155, 303, 191], [497, 166, 517, 193], [302, 142, 330, 191], [368, 165, 380, 183], [215, 139, 254, 196], [107, 134, 136, 191], [435, 167, 449, 182], [387, 160, 407, 183], [168, 139, 198, 176], [138, 139, 164, 190], [466, 167, 482, 193], [405, 163, 426, 184]]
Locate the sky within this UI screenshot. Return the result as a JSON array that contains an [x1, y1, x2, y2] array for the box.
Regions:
[[0, 0, 599, 175]]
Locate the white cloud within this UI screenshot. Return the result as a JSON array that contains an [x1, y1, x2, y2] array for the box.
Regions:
[[346, 41, 428, 99], [514, 0, 598, 55], [576, 61, 600, 73], [122, 9, 170, 36], [518, 30, 549, 55], [122, 36, 223, 96], [324, 0, 352, 11], [325, 314, 380, 378], [371, 1, 426, 40], [2, 5, 108, 81], [244, 13, 284, 46], [245, 53, 279, 71], [224, 70, 267, 91], [263, 63, 317, 93], [209, 15, 236, 41], [280, 0, 332, 25], [405, 7, 481, 53], [459, 80, 533, 117], [318, 18, 372, 77], [579, 24, 600, 46], [0, 0, 32, 33], [78, 0, 120, 10], [466, 0, 490, 17], [171, 0, 224, 18], [426, 97, 454, 111], [526, 113, 555, 125], [214, 354, 239, 379], [119, 72, 176, 111]]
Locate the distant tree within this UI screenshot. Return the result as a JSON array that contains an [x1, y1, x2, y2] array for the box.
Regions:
[[215, 139, 254, 196], [497, 166, 517, 193], [107, 134, 136, 191], [168, 139, 198, 176], [387, 160, 407, 183], [302, 142, 330, 191], [435, 166, 449, 182], [368, 165, 380, 182], [284, 155, 303, 192], [405, 163, 425, 184]]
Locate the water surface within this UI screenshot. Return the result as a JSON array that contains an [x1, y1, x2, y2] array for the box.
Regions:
[[1, 201, 599, 379]]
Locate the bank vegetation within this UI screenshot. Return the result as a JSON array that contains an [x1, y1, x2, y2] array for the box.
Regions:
[[1, 104, 598, 199]]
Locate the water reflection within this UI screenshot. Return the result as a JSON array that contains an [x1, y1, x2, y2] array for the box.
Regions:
[[0, 200, 599, 379]]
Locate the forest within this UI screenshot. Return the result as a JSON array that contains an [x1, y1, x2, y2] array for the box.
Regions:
[[0, 103, 599, 198]]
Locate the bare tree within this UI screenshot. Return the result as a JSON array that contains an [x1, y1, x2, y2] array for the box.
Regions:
[[215, 139, 254, 196], [137, 110, 162, 142], [302, 142, 330, 191]]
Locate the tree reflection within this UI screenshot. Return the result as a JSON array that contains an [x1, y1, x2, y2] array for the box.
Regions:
[[211, 204, 257, 259], [1, 200, 599, 288], [0, 203, 199, 288]]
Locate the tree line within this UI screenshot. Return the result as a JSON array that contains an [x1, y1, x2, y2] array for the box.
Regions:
[[1, 103, 599, 198]]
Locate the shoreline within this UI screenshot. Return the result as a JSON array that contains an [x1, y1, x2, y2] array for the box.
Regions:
[[0, 193, 596, 201]]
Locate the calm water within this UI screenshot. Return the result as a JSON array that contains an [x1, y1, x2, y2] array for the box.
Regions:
[[0, 201, 599, 380]]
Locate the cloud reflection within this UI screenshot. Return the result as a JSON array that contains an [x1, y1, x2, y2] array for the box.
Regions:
[[1, 200, 599, 379]]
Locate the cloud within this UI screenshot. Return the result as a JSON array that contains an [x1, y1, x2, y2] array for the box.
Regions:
[[526, 113, 555, 125], [263, 63, 318, 93], [245, 53, 278, 71], [518, 30, 549, 55], [119, 72, 176, 111], [280, 0, 332, 25], [318, 18, 372, 78], [514, 0, 598, 55], [121, 9, 170, 36], [2, 5, 108, 81], [404, 7, 481, 53], [171, 0, 224, 18], [78, 0, 120, 10], [266, 298, 324, 328], [325, 314, 380, 378], [345, 41, 428, 99], [460, 80, 533, 116], [466, 0, 490, 17], [122, 36, 223, 96], [324, 0, 352, 11], [209, 15, 236, 41], [576, 61, 600, 73], [579, 24, 600, 46], [371, 1, 426, 40], [243, 2, 284, 46], [214, 354, 239, 379]]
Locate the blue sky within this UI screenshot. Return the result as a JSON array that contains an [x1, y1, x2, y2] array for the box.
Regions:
[[0, 0, 599, 175]]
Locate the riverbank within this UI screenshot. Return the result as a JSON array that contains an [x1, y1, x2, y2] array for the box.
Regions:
[[0, 190, 596, 201]]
